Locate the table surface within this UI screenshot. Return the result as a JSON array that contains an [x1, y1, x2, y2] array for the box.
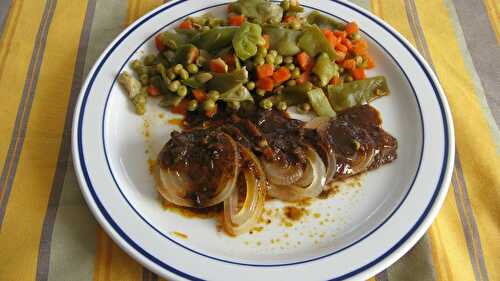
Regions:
[[0, 0, 498, 280]]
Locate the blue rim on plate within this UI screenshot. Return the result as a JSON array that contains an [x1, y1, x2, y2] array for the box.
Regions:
[[74, 0, 451, 280]]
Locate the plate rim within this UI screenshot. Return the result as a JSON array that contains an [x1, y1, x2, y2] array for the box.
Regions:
[[71, 0, 455, 280]]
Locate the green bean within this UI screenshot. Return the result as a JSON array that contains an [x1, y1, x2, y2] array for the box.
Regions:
[[246, 81, 256, 90], [187, 100, 198, 111], [177, 85, 188, 97], [203, 99, 216, 111], [187, 64, 199, 74], [208, 90, 220, 100], [168, 80, 180, 92], [259, 98, 273, 110], [277, 101, 287, 111]]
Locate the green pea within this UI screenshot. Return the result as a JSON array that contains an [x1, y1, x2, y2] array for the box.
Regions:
[[265, 54, 275, 64], [254, 56, 265, 66], [268, 50, 278, 57], [350, 32, 361, 41], [131, 60, 144, 71], [165, 39, 177, 50], [304, 81, 313, 91], [354, 55, 363, 66], [208, 90, 220, 100], [143, 55, 156, 66], [286, 79, 296, 86], [275, 55, 283, 65], [187, 100, 198, 111], [177, 85, 188, 97], [286, 63, 296, 70], [203, 99, 216, 111], [187, 64, 199, 74], [292, 68, 301, 78], [301, 102, 311, 112], [139, 74, 149, 86], [228, 101, 241, 110], [257, 46, 268, 57], [277, 101, 288, 111], [246, 81, 256, 90], [256, 89, 266, 96], [259, 99, 273, 110], [281, 0, 290, 10], [179, 69, 189, 80], [291, 21, 301, 30], [345, 75, 354, 82], [284, 56, 294, 64], [173, 64, 183, 74], [168, 80, 180, 92]]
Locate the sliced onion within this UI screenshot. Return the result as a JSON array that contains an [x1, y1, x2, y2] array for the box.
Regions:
[[261, 159, 304, 186], [155, 133, 239, 208], [223, 146, 266, 236], [268, 146, 327, 202], [304, 116, 332, 131], [340, 142, 375, 177]]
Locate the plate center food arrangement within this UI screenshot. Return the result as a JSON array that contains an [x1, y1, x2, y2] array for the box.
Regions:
[[74, 0, 453, 279]]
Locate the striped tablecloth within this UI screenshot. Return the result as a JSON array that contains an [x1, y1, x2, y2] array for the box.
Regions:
[[0, 0, 498, 280]]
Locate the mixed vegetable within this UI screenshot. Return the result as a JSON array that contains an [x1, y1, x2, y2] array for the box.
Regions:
[[119, 0, 388, 118]]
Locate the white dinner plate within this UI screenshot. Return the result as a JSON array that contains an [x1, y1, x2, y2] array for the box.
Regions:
[[72, 0, 454, 280]]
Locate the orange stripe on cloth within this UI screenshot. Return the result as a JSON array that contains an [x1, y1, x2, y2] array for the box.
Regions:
[[0, 0, 88, 280]]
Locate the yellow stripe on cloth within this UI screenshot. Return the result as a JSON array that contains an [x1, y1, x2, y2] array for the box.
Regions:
[[0, 0, 88, 280], [92, 1, 167, 280], [483, 0, 500, 44], [414, 1, 500, 280], [94, 228, 143, 281], [0, 0, 45, 189], [370, 0, 478, 280]]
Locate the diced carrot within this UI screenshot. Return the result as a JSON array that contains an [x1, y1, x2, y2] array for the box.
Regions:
[[257, 77, 274, 91], [342, 59, 356, 70], [171, 100, 189, 115], [179, 20, 193, 30], [335, 51, 346, 62], [273, 67, 291, 84], [206, 105, 218, 118], [222, 53, 236, 67], [296, 71, 310, 84], [333, 30, 347, 40], [322, 29, 338, 49], [329, 76, 341, 85], [155, 35, 166, 52], [209, 58, 228, 73], [345, 22, 359, 34], [351, 68, 366, 80], [352, 40, 368, 55], [256, 64, 274, 79], [335, 44, 348, 53], [341, 37, 353, 50], [192, 89, 207, 102], [283, 15, 296, 23], [262, 34, 270, 49], [296, 52, 313, 72], [228, 15, 245, 26], [365, 56, 375, 69], [147, 85, 161, 96]]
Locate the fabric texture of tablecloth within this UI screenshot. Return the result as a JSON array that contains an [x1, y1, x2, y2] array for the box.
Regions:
[[0, 0, 498, 280]]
